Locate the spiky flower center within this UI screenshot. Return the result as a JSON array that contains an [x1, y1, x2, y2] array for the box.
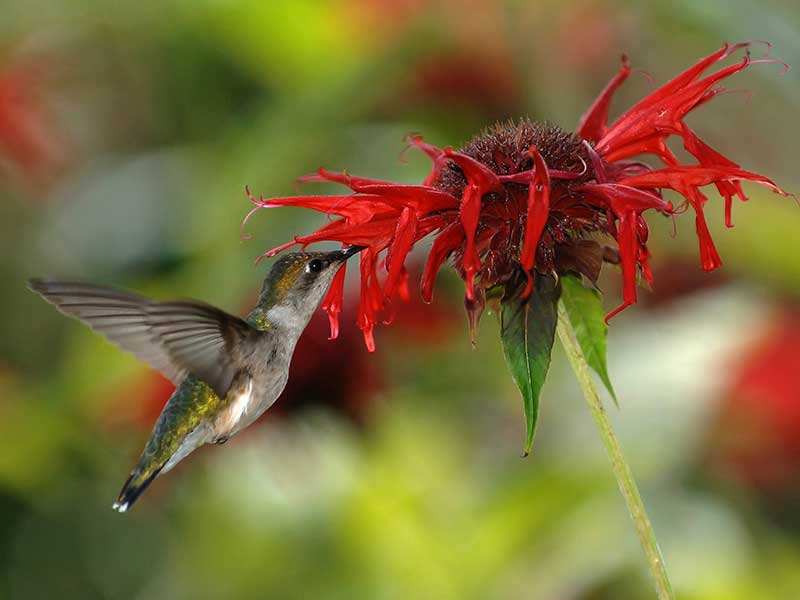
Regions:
[[437, 120, 591, 193], [434, 119, 607, 289]]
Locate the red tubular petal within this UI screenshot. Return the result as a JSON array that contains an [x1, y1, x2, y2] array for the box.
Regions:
[[421, 222, 463, 302], [724, 195, 734, 228], [681, 124, 747, 227], [416, 214, 450, 237], [636, 214, 649, 244], [620, 165, 788, 196], [695, 212, 722, 270], [295, 217, 399, 248], [261, 238, 301, 261], [355, 184, 459, 214], [255, 194, 398, 224], [361, 323, 376, 352], [578, 54, 631, 143], [519, 147, 551, 297], [498, 164, 586, 183], [357, 249, 381, 352], [443, 148, 504, 301], [639, 245, 654, 285], [579, 183, 672, 214], [611, 44, 736, 127], [459, 183, 483, 300], [445, 149, 503, 192], [297, 167, 391, 190], [406, 134, 444, 162], [606, 211, 637, 323], [384, 206, 418, 297], [406, 135, 447, 186], [686, 187, 723, 271], [598, 45, 762, 160], [465, 288, 485, 348], [321, 264, 347, 340], [681, 125, 742, 178], [583, 140, 609, 184]]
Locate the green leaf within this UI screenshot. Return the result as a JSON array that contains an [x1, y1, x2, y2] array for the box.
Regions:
[[500, 275, 559, 456], [559, 273, 618, 405]]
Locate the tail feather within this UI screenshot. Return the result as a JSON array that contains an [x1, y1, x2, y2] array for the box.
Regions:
[[112, 466, 162, 513]]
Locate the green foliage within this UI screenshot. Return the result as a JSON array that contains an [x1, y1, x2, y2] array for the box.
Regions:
[[559, 273, 617, 405], [500, 275, 560, 456]]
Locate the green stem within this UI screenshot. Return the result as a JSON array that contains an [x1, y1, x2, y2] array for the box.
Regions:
[[556, 301, 674, 600]]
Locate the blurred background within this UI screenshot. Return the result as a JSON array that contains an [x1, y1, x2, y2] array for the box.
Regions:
[[2, 1, 800, 598]]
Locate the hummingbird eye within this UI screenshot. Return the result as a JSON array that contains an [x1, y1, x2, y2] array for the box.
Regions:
[[306, 258, 325, 273]]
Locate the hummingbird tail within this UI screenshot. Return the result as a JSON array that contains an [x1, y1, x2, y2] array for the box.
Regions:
[[112, 466, 162, 513]]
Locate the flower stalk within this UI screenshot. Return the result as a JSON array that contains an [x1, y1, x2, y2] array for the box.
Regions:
[[556, 300, 674, 600]]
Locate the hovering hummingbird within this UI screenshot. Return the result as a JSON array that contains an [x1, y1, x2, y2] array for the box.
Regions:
[[28, 247, 363, 512]]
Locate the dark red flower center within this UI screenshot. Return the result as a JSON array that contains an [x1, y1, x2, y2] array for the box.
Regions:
[[433, 119, 609, 291]]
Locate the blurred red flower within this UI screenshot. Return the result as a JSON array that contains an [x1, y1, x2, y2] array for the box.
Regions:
[[405, 50, 522, 116], [709, 307, 800, 493], [245, 43, 788, 350], [0, 57, 65, 186]]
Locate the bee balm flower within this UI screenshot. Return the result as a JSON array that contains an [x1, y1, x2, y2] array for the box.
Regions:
[[245, 43, 788, 351]]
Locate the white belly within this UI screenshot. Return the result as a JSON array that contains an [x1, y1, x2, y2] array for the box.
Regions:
[[217, 379, 254, 435]]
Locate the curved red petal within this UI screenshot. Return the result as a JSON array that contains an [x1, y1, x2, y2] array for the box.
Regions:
[[459, 183, 483, 300], [355, 184, 459, 214], [620, 165, 788, 195], [357, 249, 382, 352], [519, 147, 552, 288], [579, 183, 672, 214], [598, 45, 762, 161], [445, 148, 503, 192], [578, 54, 631, 143], [406, 135, 447, 186], [384, 206, 418, 297], [421, 222, 463, 302], [321, 263, 347, 340], [258, 194, 398, 224], [295, 217, 399, 248], [606, 211, 637, 323], [297, 167, 392, 190]]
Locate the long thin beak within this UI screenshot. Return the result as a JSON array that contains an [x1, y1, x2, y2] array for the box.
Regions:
[[338, 245, 366, 260]]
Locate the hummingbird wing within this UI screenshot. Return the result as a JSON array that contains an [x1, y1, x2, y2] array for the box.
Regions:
[[28, 279, 255, 399]]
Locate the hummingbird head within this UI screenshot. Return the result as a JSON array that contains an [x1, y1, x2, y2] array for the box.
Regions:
[[255, 246, 363, 334]]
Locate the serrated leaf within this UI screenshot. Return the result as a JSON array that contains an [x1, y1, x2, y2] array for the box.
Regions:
[[560, 273, 618, 405], [500, 275, 559, 455]]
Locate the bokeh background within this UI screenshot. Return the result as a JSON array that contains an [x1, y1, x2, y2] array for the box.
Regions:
[[2, 1, 800, 598]]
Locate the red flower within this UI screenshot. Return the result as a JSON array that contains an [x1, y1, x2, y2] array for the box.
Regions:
[[0, 57, 65, 186], [707, 307, 800, 493], [244, 43, 789, 350]]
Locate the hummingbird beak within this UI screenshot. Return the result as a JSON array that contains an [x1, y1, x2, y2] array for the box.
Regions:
[[338, 245, 366, 260]]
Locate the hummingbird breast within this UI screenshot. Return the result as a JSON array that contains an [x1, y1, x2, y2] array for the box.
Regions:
[[214, 377, 255, 438], [214, 360, 288, 440]]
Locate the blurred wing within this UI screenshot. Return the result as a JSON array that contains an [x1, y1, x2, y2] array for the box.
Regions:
[[28, 279, 254, 398]]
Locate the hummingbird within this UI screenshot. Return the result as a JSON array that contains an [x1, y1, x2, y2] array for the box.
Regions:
[[28, 247, 363, 512]]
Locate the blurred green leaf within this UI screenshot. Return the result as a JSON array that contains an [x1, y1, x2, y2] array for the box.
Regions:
[[500, 275, 559, 456], [559, 273, 618, 405]]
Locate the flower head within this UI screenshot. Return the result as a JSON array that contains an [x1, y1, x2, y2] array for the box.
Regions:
[[244, 42, 789, 350]]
